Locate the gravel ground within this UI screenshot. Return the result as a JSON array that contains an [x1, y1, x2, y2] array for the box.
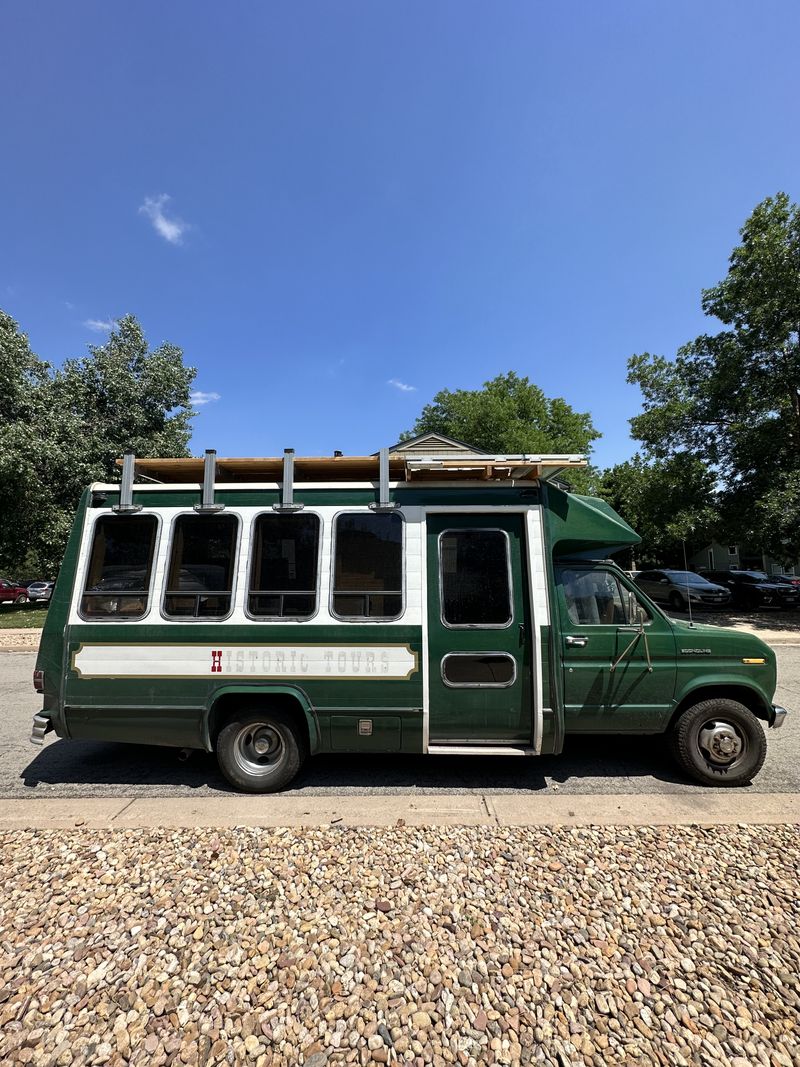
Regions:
[[2, 825, 799, 1067]]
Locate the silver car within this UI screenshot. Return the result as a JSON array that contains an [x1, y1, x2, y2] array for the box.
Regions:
[[635, 569, 731, 611], [27, 581, 54, 602]]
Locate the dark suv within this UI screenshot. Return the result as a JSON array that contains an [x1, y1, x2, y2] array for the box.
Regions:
[[701, 569, 800, 610]]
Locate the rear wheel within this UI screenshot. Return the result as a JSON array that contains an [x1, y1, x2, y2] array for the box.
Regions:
[[216, 707, 305, 793], [669, 698, 766, 786], [14, 594, 28, 604]]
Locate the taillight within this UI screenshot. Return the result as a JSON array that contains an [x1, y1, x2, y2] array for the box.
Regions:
[[33, 669, 44, 693]]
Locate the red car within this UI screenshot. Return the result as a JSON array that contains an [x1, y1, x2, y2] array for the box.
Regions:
[[0, 578, 30, 604]]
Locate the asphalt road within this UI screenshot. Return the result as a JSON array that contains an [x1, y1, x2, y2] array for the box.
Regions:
[[3, 649, 798, 798]]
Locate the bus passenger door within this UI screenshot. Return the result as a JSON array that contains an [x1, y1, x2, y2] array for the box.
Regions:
[[426, 514, 533, 745]]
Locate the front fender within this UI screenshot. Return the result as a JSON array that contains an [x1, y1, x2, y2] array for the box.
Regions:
[[203, 684, 321, 754], [673, 671, 774, 722]]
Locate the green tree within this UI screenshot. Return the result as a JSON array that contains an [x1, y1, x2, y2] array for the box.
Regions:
[[628, 192, 800, 562], [600, 454, 718, 565], [403, 371, 601, 491], [0, 313, 196, 575]]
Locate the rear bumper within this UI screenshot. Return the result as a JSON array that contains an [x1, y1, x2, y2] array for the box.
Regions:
[[770, 705, 787, 730], [30, 712, 53, 745]]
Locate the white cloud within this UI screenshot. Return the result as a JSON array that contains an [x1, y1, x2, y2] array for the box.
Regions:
[[388, 378, 416, 392], [190, 390, 221, 406], [139, 194, 189, 245], [83, 318, 115, 332], [64, 300, 75, 311]]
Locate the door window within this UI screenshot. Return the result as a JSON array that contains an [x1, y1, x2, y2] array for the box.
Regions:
[[559, 568, 649, 626], [248, 513, 320, 619], [164, 514, 239, 618], [332, 512, 403, 619], [441, 653, 516, 687], [440, 529, 511, 627], [80, 515, 158, 618]]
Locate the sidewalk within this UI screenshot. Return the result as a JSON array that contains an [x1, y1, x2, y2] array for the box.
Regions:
[[1, 791, 798, 828]]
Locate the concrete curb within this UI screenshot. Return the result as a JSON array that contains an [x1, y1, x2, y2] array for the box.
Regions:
[[1, 792, 798, 830]]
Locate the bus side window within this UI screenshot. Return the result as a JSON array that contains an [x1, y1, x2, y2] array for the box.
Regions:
[[80, 515, 158, 619], [248, 513, 321, 619], [164, 514, 239, 619], [332, 512, 403, 619]]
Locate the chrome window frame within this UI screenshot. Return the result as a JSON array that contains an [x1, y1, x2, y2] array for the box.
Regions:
[[329, 509, 405, 623], [77, 511, 162, 623], [438, 527, 513, 630], [440, 651, 517, 689], [245, 510, 323, 623], [160, 510, 241, 623]]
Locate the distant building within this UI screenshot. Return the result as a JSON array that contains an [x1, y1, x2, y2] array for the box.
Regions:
[[380, 432, 488, 456], [688, 541, 798, 576]]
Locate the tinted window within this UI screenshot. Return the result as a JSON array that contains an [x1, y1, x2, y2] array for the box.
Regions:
[[81, 515, 158, 618], [249, 513, 320, 618], [332, 513, 403, 619], [164, 514, 238, 618], [442, 653, 516, 687], [440, 529, 511, 626], [559, 568, 649, 626]]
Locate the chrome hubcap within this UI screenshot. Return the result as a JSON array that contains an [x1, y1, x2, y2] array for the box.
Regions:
[[698, 720, 744, 765], [233, 724, 284, 776]]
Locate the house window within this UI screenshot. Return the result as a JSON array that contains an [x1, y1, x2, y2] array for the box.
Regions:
[[248, 513, 320, 619], [164, 514, 239, 618], [728, 545, 738, 557], [80, 515, 158, 619], [332, 513, 403, 619]]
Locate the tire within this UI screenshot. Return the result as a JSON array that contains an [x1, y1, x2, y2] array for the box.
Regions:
[[669, 698, 766, 787], [14, 594, 28, 604], [216, 707, 305, 793], [668, 591, 685, 612]]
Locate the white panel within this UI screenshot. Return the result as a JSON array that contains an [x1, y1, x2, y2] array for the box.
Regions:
[[73, 642, 418, 680]]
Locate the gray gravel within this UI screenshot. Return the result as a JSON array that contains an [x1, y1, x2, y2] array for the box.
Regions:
[[2, 824, 799, 1066], [2, 649, 798, 799]]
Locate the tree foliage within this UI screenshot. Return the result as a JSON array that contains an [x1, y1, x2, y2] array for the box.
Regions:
[[601, 454, 718, 564], [628, 192, 800, 562], [0, 312, 195, 574], [403, 372, 601, 491]]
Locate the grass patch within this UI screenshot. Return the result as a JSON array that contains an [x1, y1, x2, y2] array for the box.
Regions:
[[0, 603, 49, 628]]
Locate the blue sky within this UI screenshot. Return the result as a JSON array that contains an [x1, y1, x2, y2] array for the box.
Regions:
[[3, 2, 799, 468]]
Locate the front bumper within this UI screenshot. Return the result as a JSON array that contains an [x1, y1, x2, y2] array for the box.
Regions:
[[770, 705, 788, 729]]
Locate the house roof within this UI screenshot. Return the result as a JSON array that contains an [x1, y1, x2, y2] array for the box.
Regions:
[[377, 431, 488, 455]]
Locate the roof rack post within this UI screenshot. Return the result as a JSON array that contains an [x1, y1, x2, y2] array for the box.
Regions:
[[369, 448, 399, 511], [112, 451, 142, 513], [194, 449, 225, 513], [273, 449, 304, 512]]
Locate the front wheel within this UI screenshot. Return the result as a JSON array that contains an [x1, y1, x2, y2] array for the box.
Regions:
[[216, 707, 305, 793], [669, 698, 766, 786], [668, 591, 686, 611]]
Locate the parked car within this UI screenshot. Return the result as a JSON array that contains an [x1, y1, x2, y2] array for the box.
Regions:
[[634, 569, 731, 611], [701, 569, 800, 610], [0, 578, 31, 604], [771, 574, 800, 589], [27, 581, 54, 602]]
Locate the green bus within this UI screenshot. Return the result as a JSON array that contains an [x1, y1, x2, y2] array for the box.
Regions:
[[31, 448, 787, 792]]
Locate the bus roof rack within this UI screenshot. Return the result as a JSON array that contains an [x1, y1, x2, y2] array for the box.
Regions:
[[117, 452, 587, 485]]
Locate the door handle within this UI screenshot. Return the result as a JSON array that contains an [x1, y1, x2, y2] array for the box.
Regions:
[[566, 635, 588, 647]]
